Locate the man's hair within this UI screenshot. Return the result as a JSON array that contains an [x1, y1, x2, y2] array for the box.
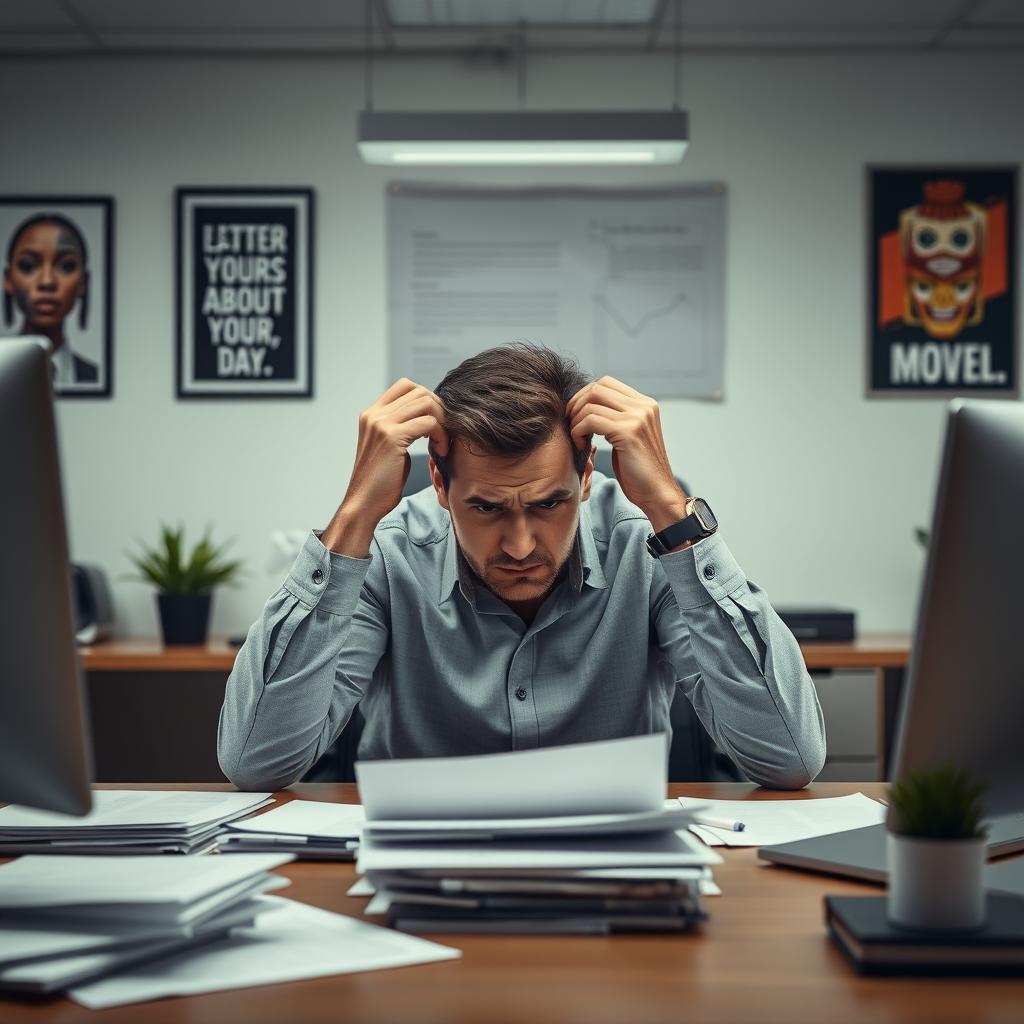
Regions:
[[430, 343, 591, 489]]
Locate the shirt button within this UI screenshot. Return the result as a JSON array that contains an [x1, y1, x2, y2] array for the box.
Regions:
[[703, 564, 716, 580], [311, 568, 324, 585], [515, 687, 528, 701]]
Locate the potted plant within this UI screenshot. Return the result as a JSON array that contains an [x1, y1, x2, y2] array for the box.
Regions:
[[887, 765, 987, 932], [127, 525, 242, 645]]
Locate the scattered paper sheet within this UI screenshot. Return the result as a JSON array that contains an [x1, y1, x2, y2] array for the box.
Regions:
[[357, 734, 668, 820], [225, 800, 364, 839], [0, 853, 292, 914], [0, 791, 272, 832], [678, 793, 887, 848], [68, 897, 461, 1009], [347, 878, 375, 897], [358, 828, 720, 873], [0, 898, 269, 993]]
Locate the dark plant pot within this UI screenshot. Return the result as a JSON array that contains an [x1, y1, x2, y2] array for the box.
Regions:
[[157, 592, 212, 646]]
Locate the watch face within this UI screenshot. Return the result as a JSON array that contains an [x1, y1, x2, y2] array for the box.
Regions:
[[693, 498, 718, 533]]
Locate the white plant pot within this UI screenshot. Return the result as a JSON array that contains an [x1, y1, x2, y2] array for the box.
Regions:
[[887, 832, 986, 932]]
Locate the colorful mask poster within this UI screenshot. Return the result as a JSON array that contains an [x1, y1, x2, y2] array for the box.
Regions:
[[868, 166, 1017, 397], [176, 188, 314, 398], [0, 196, 114, 398]]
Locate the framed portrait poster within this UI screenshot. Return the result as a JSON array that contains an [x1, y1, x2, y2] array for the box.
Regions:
[[867, 165, 1018, 397], [176, 187, 314, 398], [0, 196, 114, 398]]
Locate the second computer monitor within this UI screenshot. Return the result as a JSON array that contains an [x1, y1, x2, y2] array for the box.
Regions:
[[891, 399, 1024, 816]]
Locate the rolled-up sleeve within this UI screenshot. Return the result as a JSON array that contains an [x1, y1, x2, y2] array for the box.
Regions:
[[651, 533, 826, 790], [217, 530, 389, 791]]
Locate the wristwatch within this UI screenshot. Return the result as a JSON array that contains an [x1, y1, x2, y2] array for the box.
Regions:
[[646, 497, 719, 557]]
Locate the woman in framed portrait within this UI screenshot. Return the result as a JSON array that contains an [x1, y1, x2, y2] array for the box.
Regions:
[[3, 212, 99, 386]]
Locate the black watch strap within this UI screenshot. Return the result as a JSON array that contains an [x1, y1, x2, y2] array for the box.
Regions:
[[646, 498, 718, 557]]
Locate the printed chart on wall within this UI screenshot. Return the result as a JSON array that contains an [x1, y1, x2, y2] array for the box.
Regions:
[[868, 166, 1017, 397], [388, 184, 726, 399], [176, 188, 313, 398]]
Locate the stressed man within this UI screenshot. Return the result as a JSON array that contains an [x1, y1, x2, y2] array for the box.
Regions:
[[218, 344, 825, 791]]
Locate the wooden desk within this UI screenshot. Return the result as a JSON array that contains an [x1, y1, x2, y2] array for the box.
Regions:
[[78, 636, 913, 783], [7, 781, 1020, 1024]]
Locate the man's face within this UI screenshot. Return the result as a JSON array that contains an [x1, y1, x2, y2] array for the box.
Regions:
[[431, 433, 593, 611]]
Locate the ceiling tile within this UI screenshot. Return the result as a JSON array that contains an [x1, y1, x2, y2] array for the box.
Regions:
[[72, 0, 367, 31], [92, 29, 366, 51], [386, 0, 659, 26], [967, 0, 1024, 27], [675, 0, 965, 31], [0, 30, 97, 51], [0, 0, 80, 28]]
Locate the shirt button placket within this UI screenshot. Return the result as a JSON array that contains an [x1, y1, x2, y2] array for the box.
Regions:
[[508, 639, 537, 748]]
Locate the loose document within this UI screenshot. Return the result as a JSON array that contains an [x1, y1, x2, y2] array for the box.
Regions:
[[679, 793, 887, 848], [67, 897, 460, 1010], [218, 800, 365, 859], [356, 733, 671, 820]]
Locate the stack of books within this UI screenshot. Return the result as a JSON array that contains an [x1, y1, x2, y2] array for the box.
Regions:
[[0, 790, 273, 855], [355, 735, 720, 935], [826, 894, 1024, 974], [0, 853, 293, 994], [218, 799, 365, 860]]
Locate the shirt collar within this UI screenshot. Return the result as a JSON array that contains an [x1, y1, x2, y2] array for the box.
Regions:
[[51, 343, 74, 387], [438, 504, 607, 607]]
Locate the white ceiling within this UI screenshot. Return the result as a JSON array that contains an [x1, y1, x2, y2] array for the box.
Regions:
[[1, 0, 1022, 55]]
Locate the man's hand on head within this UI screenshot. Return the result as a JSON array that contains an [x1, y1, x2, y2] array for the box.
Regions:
[[567, 376, 688, 533], [322, 379, 450, 557]]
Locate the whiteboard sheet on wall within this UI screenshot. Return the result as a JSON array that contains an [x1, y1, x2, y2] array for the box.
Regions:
[[387, 184, 726, 399]]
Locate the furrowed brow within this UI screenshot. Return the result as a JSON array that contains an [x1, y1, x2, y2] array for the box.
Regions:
[[527, 489, 573, 506], [463, 494, 512, 508], [462, 488, 572, 508]]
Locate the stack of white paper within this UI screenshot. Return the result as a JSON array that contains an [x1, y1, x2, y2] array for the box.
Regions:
[[0, 790, 274, 855], [219, 800, 365, 860], [356, 735, 720, 935], [0, 853, 293, 994]]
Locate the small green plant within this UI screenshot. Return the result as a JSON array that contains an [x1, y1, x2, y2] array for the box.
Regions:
[[126, 525, 242, 595], [888, 765, 987, 840]]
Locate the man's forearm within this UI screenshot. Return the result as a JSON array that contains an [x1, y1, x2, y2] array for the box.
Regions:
[[217, 532, 378, 790], [321, 502, 379, 559]]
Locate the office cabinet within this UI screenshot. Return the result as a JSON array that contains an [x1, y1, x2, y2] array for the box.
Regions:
[[812, 669, 878, 781]]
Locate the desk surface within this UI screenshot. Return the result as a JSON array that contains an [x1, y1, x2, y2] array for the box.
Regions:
[[79, 634, 913, 672], [8, 781, 1021, 1024]]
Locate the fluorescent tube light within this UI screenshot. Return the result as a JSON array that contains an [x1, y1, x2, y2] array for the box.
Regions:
[[357, 111, 688, 166]]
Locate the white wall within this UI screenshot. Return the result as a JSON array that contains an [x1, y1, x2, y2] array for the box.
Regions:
[[1, 50, 1021, 638]]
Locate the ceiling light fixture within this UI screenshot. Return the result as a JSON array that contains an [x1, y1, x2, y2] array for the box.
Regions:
[[356, 1, 689, 167], [357, 111, 687, 166]]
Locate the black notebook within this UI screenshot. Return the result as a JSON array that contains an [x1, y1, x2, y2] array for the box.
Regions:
[[825, 894, 1024, 975]]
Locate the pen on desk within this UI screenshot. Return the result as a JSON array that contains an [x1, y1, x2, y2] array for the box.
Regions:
[[693, 815, 746, 833]]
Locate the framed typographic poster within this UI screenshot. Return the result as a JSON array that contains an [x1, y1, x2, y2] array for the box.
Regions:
[[176, 188, 314, 398], [868, 166, 1017, 397], [0, 195, 114, 398]]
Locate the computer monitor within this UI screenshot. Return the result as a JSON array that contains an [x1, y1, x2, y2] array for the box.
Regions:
[[891, 399, 1024, 817], [0, 338, 93, 814]]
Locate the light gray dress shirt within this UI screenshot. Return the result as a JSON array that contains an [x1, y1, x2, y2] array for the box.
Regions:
[[218, 474, 826, 792]]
